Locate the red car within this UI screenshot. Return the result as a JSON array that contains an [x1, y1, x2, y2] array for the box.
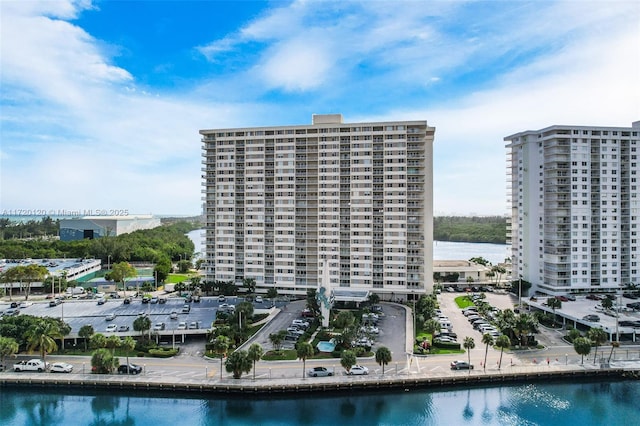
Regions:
[[586, 294, 602, 301], [555, 296, 569, 302]]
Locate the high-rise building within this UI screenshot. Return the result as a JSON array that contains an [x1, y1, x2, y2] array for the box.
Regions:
[[201, 114, 435, 301], [505, 121, 640, 295]]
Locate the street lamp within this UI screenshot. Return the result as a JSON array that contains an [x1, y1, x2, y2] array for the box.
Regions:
[[107, 255, 112, 270]]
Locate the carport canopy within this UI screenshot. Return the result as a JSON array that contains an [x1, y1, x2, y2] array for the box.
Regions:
[[331, 289, 370, 303]]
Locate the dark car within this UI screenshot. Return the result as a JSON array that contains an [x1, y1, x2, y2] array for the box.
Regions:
[[451, 360, 474, 370], [586, 294, 602, 301], [123, 297, 132, 304], [118, 364, 142, 374]]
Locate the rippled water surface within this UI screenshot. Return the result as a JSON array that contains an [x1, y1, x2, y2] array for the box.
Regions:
[[1, 380, 638, 425]]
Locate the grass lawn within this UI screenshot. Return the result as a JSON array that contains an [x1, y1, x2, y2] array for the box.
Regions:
[[455, 296, 475, 309], [165, 274, 191, 283]]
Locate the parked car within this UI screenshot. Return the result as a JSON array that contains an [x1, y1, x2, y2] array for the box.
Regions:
[[586, 294, 602, 301], [301, 308, 314, 318], [188, 321, 199, 329], [255, 295, 263, 303], [182, 304, 191, 313], [105, 324, 118, 332], [177, 322, 187, 330], [218, 295, 226, 302], [118, 364, 142, 374], [159, 297, 167, 304], [451, 360, 474, 370], [170, 311, 178, 320], [50, 362, 73, 373], [150, 296, 159, 304], [49, 299, 61, 307], [141, 296, 150, 304], [117, 325, 130, 332], [123, 297, 132, 304], [97, 298, 106, 305], [347, 365, 369, 375], [308, 366, 333, 377], [583, 314, 600, 322], [292, 319, 310, 328], [13, 359, 48, 372], [153, 322, 165, 331], [105, 313, 116, 321]]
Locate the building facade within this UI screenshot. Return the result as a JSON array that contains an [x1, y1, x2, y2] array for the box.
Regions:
[[201, 114, 435, 300], [60, 215, 161, 241], [505, 121, 640, 295]]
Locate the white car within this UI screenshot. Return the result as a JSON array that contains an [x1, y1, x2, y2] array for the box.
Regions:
[[105, 313, 116, 321], [170, 311, 178, 320], [177, 322, 187, 330], [255, 295, 263, 303], [50, 362, 73, 373], [106, 324, 118, 332], [348, 365, 369, 375]]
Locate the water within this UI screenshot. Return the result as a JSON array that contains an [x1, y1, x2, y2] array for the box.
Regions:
[[1, 379, 638, 425], [188, 229, 509, 266]]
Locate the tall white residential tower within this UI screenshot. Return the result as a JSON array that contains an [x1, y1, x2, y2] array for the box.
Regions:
[[201, 114, 435, 301], [505, 121, 640, 295]]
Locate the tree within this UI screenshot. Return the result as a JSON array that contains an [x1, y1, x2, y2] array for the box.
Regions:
[[495, 335, 511, 369], [90, 333, 107, 350], [212, 335, 230, 379], [133, 316, 151, 338], [588, 327, 607, 365], [269, 330, 287, 352], [375, 346, 392, 375], [567, 328, 581, 343], [153, 255, 172, 283], [296, 342, 314, 378], [25, 319, 62, 363], [340, 350, 357, 374], [121, 336, 136, 372], [4, 264, 49, 300], [91, 348, 117, 374], [105, 335, 122, 355], [177, 260, 191, 274], [573, 336, 592, 365], [111, 262, 137, 295], [333, 311, 355, 329], [463, 336, 475, 373], [242, 277, 256, 295], [368, 293, 380, 305], [225, 350, 252, 379], [78, 324, 95, 351], [608, 341, 620, 363], [601, 297, 614, 311], [247, 343, 264, 381], [482, 333, 494, 372], [546, 298, 562, 327], [266, 287, 278, 300], [306, 288, 321, 318], [0, 336, 19, 368], [423, 319, 441, 337]]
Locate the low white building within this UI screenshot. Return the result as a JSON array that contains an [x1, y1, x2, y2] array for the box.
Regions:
[[60, 215, 161, 241]]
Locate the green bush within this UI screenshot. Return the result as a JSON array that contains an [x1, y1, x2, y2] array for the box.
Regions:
[[148, 348, 179, 358], [433, 341, 461, 350]]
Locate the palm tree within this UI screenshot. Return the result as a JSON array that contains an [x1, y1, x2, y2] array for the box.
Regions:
[[495, 335, 511, 369], [423, 319, 441, 339], [481, 333, 494, 372], [269, 330, 287, 353], [0, 336, 19, 369], [212, 335, 230, 379], [105, 335, 122, 355], [573, 336, 592, 365], [121, 336, 136, 372], [463, 336, 475, 373], [296, 342, 314, 378], [25, 319, 62, 364], [546, 298, 562, 327], [588, 327, 607, 365], [133, 316, 151, 338], [375, 346, 392, 375], [247, 343, 264, 380], [90, 333, 107, 350], [608, 341, 620, 363], [78, 324, 94, 352], [225, 350, 252, 379]]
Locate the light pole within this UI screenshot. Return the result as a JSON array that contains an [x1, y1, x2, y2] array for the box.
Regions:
[[107, 255, 112, 270]]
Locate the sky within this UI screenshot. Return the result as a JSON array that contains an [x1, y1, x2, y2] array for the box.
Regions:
[[1, 0, 639, 217]]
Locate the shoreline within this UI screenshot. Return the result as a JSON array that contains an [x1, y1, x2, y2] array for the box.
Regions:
[[1, 367, 636, 396]]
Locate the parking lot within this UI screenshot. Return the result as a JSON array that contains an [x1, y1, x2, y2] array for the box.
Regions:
[[2, 295, 277, 340]]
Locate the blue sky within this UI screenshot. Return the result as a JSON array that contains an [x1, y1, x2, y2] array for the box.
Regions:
[[1, 0, 639, 217]]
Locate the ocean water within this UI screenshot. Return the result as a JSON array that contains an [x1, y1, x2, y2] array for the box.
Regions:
[[1, 380, 638, 425]]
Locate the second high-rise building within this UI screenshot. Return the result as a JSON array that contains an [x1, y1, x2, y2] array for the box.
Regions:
[[201, 114, 435, 301]]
